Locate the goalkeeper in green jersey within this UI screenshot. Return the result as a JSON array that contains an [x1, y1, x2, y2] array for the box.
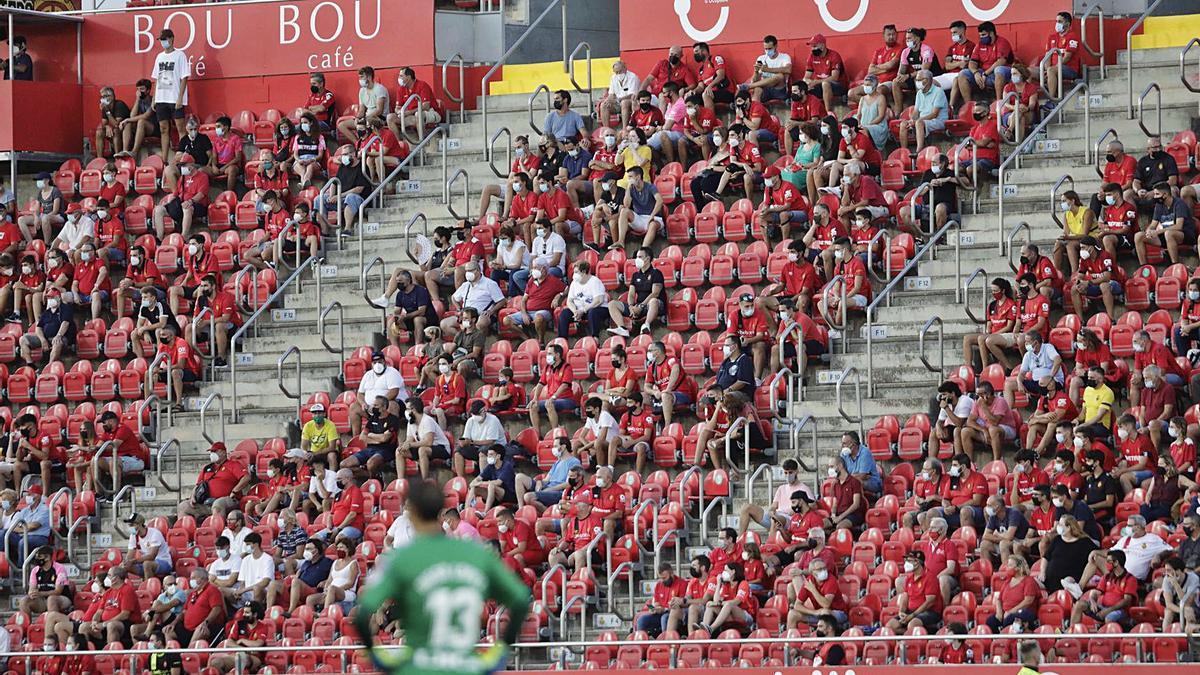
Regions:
[[354, 480, 531, 675]]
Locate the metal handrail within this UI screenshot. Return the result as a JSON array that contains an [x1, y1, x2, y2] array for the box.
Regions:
[[317, 178, 342, 231], [918, 316, 945, 379], [1006, 221, 1032, 274], [1079, 1, 1106, 78], [362, 257, 389, 333], [962, 267, 989, 325], [816, 274, 847, 354], [229, 255, 322, 422], [997, 81, 1091, 254], [2, 530, 25, 583], [155, 438, 182, 493], [88, 440, 117, 495], [198, 392, 225, 447], [568, 41, 594, 123], [446, 168, 470, 221], [721, 418, 750, 495], [396, 93, 427, 147], [144, 351, 173, 425], [952, 136, 979, 214], [995, 91, 1022, 145], [865, 228, 893, 283], [1127, 0, 1164, 118], [487, 126, 513, 178], [356, 125, 448, 276], [790, 414, 818, 478], [776, 319, 805, 399], [136, 395, 163, 448], [1137, 82, 1162, 137], [835, 367, 864, 440], [231, 264, 258, 311], [189, 306, 215, 366], [48, 487, 73, 536], [480, 0, 569, 154], [277, 346, 302, 422], [441, 52, 466, 125], [1051, 174, 1075, 228], [319, 301, 345, 363], [1094, 127, 1118, 179], [769, 366, 794, 417], [559, 594, 588, 643], [528, 84, 552, 136], [65, 515, 92, 570], [1037, 48, 1064, 102], [405, 212, 430, 267], [605, 561, 635, 615], [675, 466, 699, 511], [652, 528, 680, 576], [110, 484, 136, 539], [1183, 38, 1200, 115], [906, 182, 935, 236], [864, 218, 961, 397], [357, 135, 384, 180]]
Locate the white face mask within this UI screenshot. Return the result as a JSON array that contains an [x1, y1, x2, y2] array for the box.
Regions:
[[826, 468, 838, 478], [833, 249, 844, 261], [930, 165, 943, 176], [728, 137, 740, 148], [217, 549, 230, 560], [181, 165, 195, 177], [487, 455, 498, 466], [36, 180, 47, 189], [919, 470, 930, 481], [46, 299, 59, 311], [903, 561, 916, 573], [103, 173, 115, 184], [535, 228, 546, 239], [165, 584, 177, 595], [160, 39, 172, 50], [1080, 248, 1092, 260], [1052, 497, 1065, 508], [80, 250, 94, 262], [605, 136, 616, 147], [952, 33, 963, 43], [97, 210, 108, 221], [840, 446, 851, 457], [984, 506, 996, 518], [595, 478, 607, 488], [359, 78, 369, 88], [1056, 524, 1066, 536], [498, 523, 509, 534], [531, 268, 543, 280], [1120, 526, 1133, 537], [1056, 21, 1068, 34], [949, 466, 962, 477], [187, 243, 200, 256], [103, 576, 114, 588], [539, 183, 551, 193], [303, 550, 314, 562], [301, 122, 312, 133], [512, 182, 522, 192], [1054, 462, 1066, 473], [906, 39, 917, 50], [820, 125, 830, 135], [1169, 427, 1180, 439], [215, 127, 227, 138], [720, 570, 733, 582], [1190, 291, 1200, 301], [267, 469, 277, 478], [209, 452, 220, 463], [551, 447, 562, 459], [340, 155, 352, 166], [465, 271, 477, 282], [1073, 437, 1085, 449], [438, 363, 451, 374], [722, 345, 733, 358], [764, 178, 776, 188], [1118, 428, 1130, 441], [1011, 74, 1023, 85], [442, 522, 451, 532], [372, 362, 386, 375]]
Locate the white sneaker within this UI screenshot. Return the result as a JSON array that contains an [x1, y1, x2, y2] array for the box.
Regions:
[[374, 294, 391, 307], [1062, 577, 1083, 600], [608, 326, 631, 337]]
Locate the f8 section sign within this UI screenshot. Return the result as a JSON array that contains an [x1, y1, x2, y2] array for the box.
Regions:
[[80, 0, 434, 85], [621, 0, 1068, 51]]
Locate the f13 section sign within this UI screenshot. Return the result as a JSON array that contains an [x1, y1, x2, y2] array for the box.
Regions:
[[621, 0, 1067, 50], [80, 0, 434, 84]]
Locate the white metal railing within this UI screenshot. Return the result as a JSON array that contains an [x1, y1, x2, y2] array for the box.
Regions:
[[997, 81, 1091, 254], [405, 212, 430, 267], [1127, 0, 1164, 119], [110, 484, 136, 538], [817, 274, 847, 354], [277, 345, 302, 423], [721, 417, 751, 496], [865, 228, 893, 284], [198, 392, 225, 447], [87, 439, 117, 495], [962, 267, 989, 325], [1079, 1, 1107, 79], [488, 126, 513, 178], [835, 366, 864, 440], [1038, 48, 1065, 103], [395, 94, 428, 147], [355, 126, 449, 276], [996, 91, 1022, 146], [155, 438, 182, 493], [481, 0, 570, 153], [1183, 38, 1200, 115], [447, 168, 471, 221], [1006, 221, 1032, 274], [864, 218, 961, 396], [1137, 82, 1162, 137], [319, 300, 345, 365], [442, 52, 467, 125], [568, 41, 594, 122], [918, 315, 945, 379], [775, 319, 805, 401], [144, 351, 174, 426], [362, 257, 390, 333], [229, 255, 322, 422], [1094, 127, 1119, 179], [790, 413, 819, 480], [953, 136, 979, 214], [1051, 174, 1074, 229], [528, 84, 552, 136]]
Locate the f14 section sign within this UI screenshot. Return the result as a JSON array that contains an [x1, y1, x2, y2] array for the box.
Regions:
[[80, 0, 434, 84]]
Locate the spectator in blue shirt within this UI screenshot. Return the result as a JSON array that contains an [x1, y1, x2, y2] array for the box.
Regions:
[[381, 268, 437, 346], [517, 438, 582, 510], [979, 494, 1030, 562], [2, 484, 50, 560], [286, 539, 333, 612], [471, 444, 517, 512], [544, 89, 587, 143], [715, 335, 756, 396], [560, 137, 592, 181], [839, 431, 882, 494], [19, 288, 74, 364]]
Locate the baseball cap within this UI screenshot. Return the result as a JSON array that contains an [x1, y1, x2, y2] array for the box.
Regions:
[[45, 287, 61, 298], [310, 403, 326, 414], [66, 203, 82, 214], [905, 549, 926, 563], [763, 166, 781, 179], [35, 171, 51, 181], [790, 490, 813, 503], [123, 512, 145, 525], [27, 484, 43, 496], [371, 349, 385, 361], [739, 292, 754, 303], [808, 34, 827, 45], [176, 153, 196, 165], [210, 441, 227, 453], [601, 171, 618, 183]]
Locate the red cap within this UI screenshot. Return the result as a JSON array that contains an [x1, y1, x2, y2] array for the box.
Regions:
[[177, 153, 196, 165], [763, 166, 781, 179], [66, 203, 82, 214], [210, 441, 227, 452], [27, 484, 43, 496], [45, 287, 61, 298], [808, 34, 827, 45]]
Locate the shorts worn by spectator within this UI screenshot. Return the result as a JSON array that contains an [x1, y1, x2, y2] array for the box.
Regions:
[[743, 34, 792, 103], [601, 60, 641, 129], [177, 442, 249, 520], [315, 145, 373, 235], [338, 66, 390, 142]]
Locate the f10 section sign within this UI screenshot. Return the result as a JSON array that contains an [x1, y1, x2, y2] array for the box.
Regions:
[[621, 0, 1067, 51], [80, 0, 434, 84]]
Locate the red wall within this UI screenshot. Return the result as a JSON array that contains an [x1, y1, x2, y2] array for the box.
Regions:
[[0, 81, 83, 154]]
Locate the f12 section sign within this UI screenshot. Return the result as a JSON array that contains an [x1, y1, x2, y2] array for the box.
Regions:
[[80, 0, 434, 84], [621, 0, 1067, 50]]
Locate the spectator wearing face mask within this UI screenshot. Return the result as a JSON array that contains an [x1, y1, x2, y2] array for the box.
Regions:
[[19, 286, 73, 364], [601, 60, 641, 129], [150, 28, 190, 159], [1136, 181, 1196, 266], [95, 85, 130, 158], [2, 35, 32, 81], [155, 153, 209, 239], [399, 398, 452, 481], [517, 438, 581, 511], [15, 171, 61, 243], [51, 202, 94, 263], [469, 445, 517, 513], [350, 350, 406, 436], [456, 400, 506, 476], [177, 568, 226, 646], [281, 537, 334, 608], [848, 25, 902, 108], [164, 117, 212, 191], [316, 144, 372, 235], [177, 442, 248, 520], [641, 45, 696, 101], [743, 34, 792, 104], [81, 567, 139, 648], [960, 104, 1001, 178], [998, 64, 1039, 143], [343, 394, 401, 480], [290, 112, 328, 189]]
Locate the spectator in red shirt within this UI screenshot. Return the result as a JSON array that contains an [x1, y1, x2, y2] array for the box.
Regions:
[[388, 66, 444, 139], [177, 567, 226, 646], [96, 410, 149, 484], [1069, 549, 1136, 625], [783, 83, 827, 157], [958, 105, 1001, 179], [733, 89, 782, 148], [93, 199, 126, 268], [761, 240, 818, 316], [757, 166, 810, 242], [1025, 375, 1078, 455], [786, 557, 847, 629], [954, 21, 1013, 102], [848, 25, 902, 106], [701, 561, 756, 634], [986, 555, 1040, 631], [938, 452, 991, 530], [888, 550, 945, 631], [177, 441, 250, 520], [636, 562, 687, 637], [184, 274, 242, 369], [590, 466, 628, 539], [66, 242, 109, 321], [548, 499, 604, 573], [1070, 235, 1123, 318], [803, 34, 845, 113], [80, 567, 138, 648], [691, 41, 734, 109], [964, 277, 1016, 370], [304, 72, 336, 130], [817, 237, 871, 326], [1046, 11, 1083, 99], [825, 458, 865, 529], [153, 152, 209, 239], [98, 164, 127, 213], [362, 116, 409, 184], [670, 554, 717, 633], [504, 260, 564, 344], [205, 116, 244, 193], [209, 601, 271, 673], [529, 343, 578, 435], [641, 45, 697, 100]]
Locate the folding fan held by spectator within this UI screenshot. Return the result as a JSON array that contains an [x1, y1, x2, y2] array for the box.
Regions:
[[410, 233, 434, 266]]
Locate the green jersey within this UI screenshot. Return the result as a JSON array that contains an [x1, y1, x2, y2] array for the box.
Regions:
[[355, 533, 531, 675]]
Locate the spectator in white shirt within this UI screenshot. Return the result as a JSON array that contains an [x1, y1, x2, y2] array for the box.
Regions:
[[221, 510, 253, 559], [235, 532, 276, 605], [455, 400, 508, 477], [338, 65, 389, 143], [1004, 330, 1062, 409], [443, 260, 506, 337], [576, 396, 622, 470], [1066, 514, 1174, 599], [736, 458, 814, 535], [489, 223, 529, 292], [743, 35, 793, 103], [207, 535, 241, 602], [123, 513, 173, 578], [53, 204, 95, 262], [603, 60, 641, 129], [384, 506, 414, 550], [399, 398, 452, 480], [350, 349, 407, 436], [557, 260, 609, 338], [511, 221, 568, 294], [304, 454, 341, 520]]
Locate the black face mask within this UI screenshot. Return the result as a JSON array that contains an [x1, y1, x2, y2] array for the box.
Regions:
[[1018, 286, 1031, 296], [812, 47, 823, 55], [310, 85, 320, 94], [639, 102, 651, 112], [693, 53, 704, 63], [552, 100, 564, 111], [406, 412, 417, 423], [790, 93, 803, 102], [456, 228, 467, 242], [689, 567, 702, 578], [611, 359, 621, 368], [669, 54, 681, 66], [1105, 153, 1117, 163], [159, 335, 171, 344]]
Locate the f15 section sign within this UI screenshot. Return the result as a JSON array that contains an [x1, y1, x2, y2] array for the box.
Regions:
[[80, 0, 434, 84], [620, 0, 1067, 51]]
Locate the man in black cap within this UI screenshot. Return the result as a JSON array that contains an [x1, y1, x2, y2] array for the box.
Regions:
[[151, 28, 191, 160], [586, 171, 625, 251]]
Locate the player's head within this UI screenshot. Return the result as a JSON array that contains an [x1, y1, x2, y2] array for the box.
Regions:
[[406, 480, 446, 532]]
